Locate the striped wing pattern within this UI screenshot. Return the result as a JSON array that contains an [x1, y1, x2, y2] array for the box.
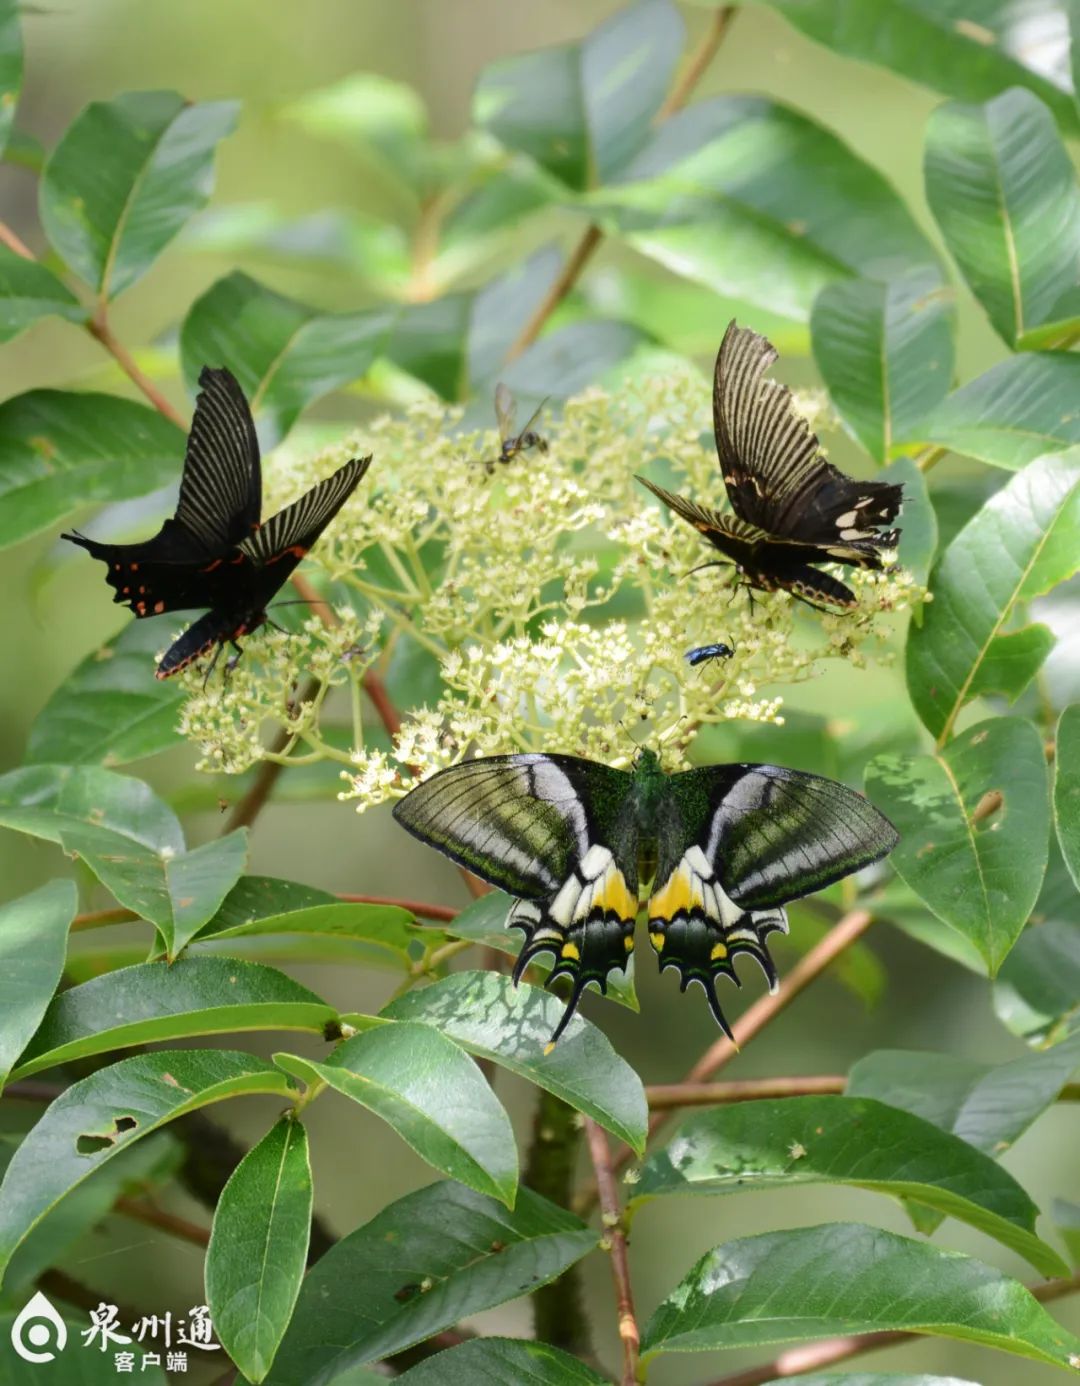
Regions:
[[176, 367, 262, 552], [240, 455, 371, 566], [714, 321, 903, 555], [646, 763, 896, 1036], [393, 753, 641, 1042]]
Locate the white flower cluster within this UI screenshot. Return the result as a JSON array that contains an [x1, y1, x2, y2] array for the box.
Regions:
[[174, 370, 925, 804]]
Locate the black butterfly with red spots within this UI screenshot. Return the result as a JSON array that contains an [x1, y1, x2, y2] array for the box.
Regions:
[[638, 321, 903, 610], [64, 366, 370, 679]]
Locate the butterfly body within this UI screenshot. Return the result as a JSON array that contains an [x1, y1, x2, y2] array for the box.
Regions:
[[638, 320, 903, 608], [393, 747, 897, 1042], [64, 367, 370, 678]]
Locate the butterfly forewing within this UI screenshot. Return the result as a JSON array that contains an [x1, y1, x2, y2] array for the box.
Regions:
[[714, 321, 903, 557], [175, 366, 262, 553], [393, 753, 642, 1041], [240, 455, 370, 567]]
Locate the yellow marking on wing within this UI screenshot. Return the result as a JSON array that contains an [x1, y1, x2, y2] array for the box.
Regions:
[[710, 942, 729, 961], [649, 931, 666, 952], [623, 935, 634, 952], [594, 869, 638, 922], [648, 864, 704, 922], [561, 942, 581, 961]]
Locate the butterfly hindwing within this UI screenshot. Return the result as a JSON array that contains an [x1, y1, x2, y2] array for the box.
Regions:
[[240, 455, 370, 572], [392, 753, 641, 1040], [648, 773, 788, 1037]]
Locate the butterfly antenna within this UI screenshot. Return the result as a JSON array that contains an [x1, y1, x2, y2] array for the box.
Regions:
[[268, 598, 334, 610], [685, 558, 732, 579]]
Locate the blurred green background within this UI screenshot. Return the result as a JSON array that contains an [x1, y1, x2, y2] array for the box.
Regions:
[[1, 3, 1076, 1382]]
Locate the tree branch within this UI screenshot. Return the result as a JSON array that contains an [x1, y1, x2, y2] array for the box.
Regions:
[[501, 5, 738, 365], [584, 1117, 640, 1386], [646, 1075, 846, 1110], [337, 893, 460, 922], [87, 308, 187, 427]]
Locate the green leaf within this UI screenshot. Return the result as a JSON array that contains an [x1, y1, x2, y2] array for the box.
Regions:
[[265, 1182, 596, 1384], [887, 455, 937, 585], [0, 0, 22, 159], [25, 619, 186, 767], [918, 353, 1080, 469], [40, 91, 238, 298], [0, 1050, 295, 1282], [198, 893, 436, 972], [2, 1131, 181, 1293], [0, 389, 183, 550], [632, 1095, 1065, 1276], [993, 843, 1080, 1042], [757, 0, 1078, 131], [906, 452, 1080, 739], [757, 1377, 980, 1386], [925, 88, 1080, 349], [473, 0, 684, 191], [1, 1304, 168, 1382], [866, 717, 1050, 971], [206, 1116, 311, 1384], [180, 270, 392, 437], [445, 890, 638, 1011], [282, 72, 430, 199], [60, 823, 248, 959], [0, 882, 76, 1089], [1053, 1198, 1080, 1268], [275, 1022, 517, 1205], [12, 957, 335, 1079], [595, 96, 939, 321], [811, 270, 954, 462], [1056, 703, 1080, 889], [394, 1339, 609, 1384], [0, 763, 183, 849], [0, 245, 86, 343], [640, 1221, 1080, 1365], [848, 1040, 1080, 1159], [382, 970, 648, 1153]]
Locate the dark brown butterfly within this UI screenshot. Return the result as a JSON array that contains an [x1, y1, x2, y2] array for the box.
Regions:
[[63, 367, 370, 680], [637, 321, 903, 610], [477, 382, 549, 474]]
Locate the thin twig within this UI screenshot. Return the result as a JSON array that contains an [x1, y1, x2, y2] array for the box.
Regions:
[[502, 5, 738, 365], [337, 893, 460, 922], [656, 5, 737, 119], [0, 220, 34, 259], [915, 444, 946, 473], [115, 1195, 210, 1248], [584, 1117, 640, 1386], [87, 308, 186, 427], [704, 1268, 1080, 1386], [71, 907, 137, 931], [646, 1075, 846, 1110]]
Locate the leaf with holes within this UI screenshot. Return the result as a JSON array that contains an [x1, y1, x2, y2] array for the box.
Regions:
[[0, 1050, 296, 1282], [25, 620, 187, 767], [12, 957, 335, 1080], [906, 452, 1080, 740], [632, 1095, 1065, 1276], [811, 270, 954, 463], [0, 882, 76, 1090], [473, 0, 684, 191], [206, 1117, 311, 1383], [1057, 703, 1080, 889], [40, 91, 237, 298], [382, 970, 648, 1153], [265, 1182, 596, 1384], [640, 1222, 1080, 1365], [0, 390, 183, 550], [275, 1022, 517, 1205], [61, 823, 248, 959], [925, 89, 1080, 349], [180, 270, 392, 437], [918, 353, 1080, 469], [867, 717, 1050, 972]]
